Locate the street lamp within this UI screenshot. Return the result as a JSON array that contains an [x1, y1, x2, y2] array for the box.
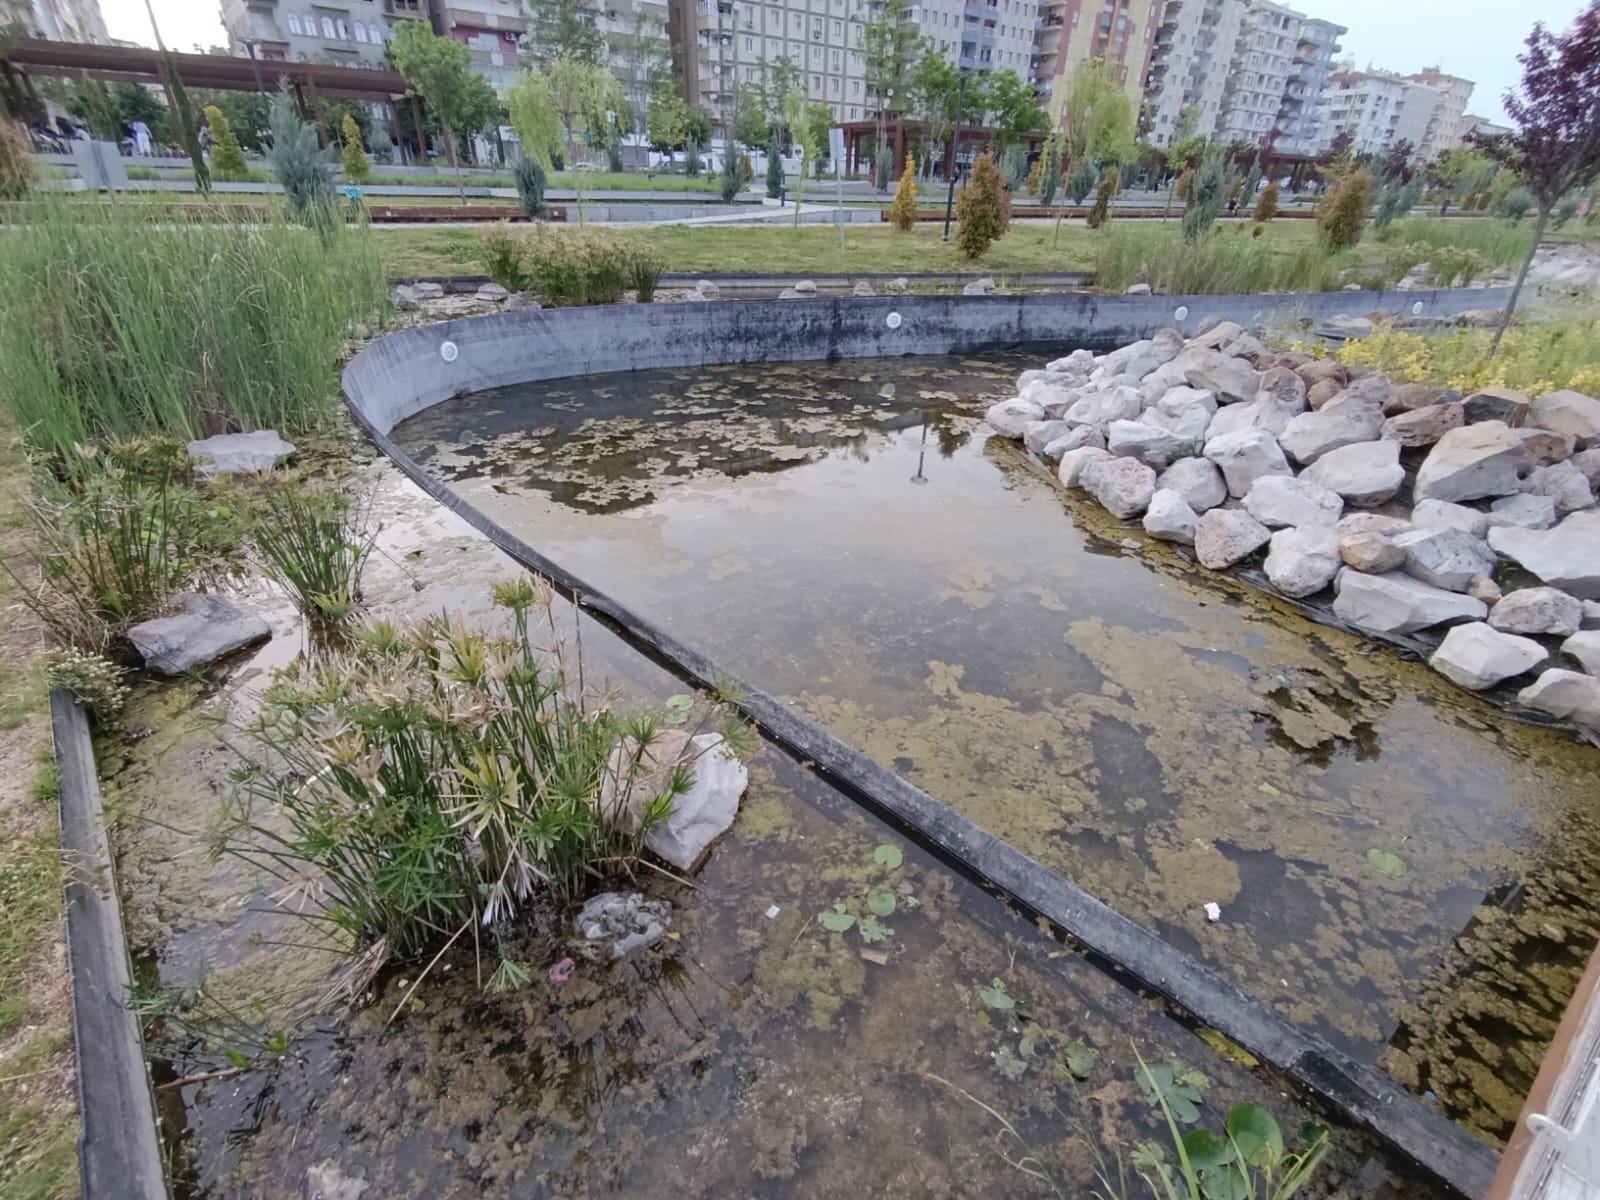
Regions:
[[941, 68, 970, 242], [241, 37, 265, 94], [875, 86, 894, 191]]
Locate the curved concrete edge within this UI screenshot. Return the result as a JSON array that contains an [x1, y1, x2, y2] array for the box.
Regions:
[[342, 293, 1506, 1198], [51, 689, 169, 1200]]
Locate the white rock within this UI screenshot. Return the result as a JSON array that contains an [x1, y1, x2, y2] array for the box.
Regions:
[[1064, 386, 1145, 432], [1179, 347, 1260, 404], [1487, 511, 1600, 599], [1529, 388, 1600, 445], [1331, 569, 1488, 634], [1024, 420, 1072, 455], [1146, 402, 1213, 444], [1518, 668, 1600, 727], [1411, 499, 1489, 539], [1207, 392, 1304, 440], [1429, 623, 1548, 691], [792, 278, 818, 294], [1336, 512, 1412, 537], [1489, 588, 1584, 637], [1156, 385, 1218, 419], [602, 731, 748, 870], [1277, 398, 1385, 465], [1242, 475, 1344, 529], [1522, 461, 1595, 515], [187, 430, 295, 478], [1487, 493, 1558, 530], [1143, 488, 1198, 544], [1298, 439, 1405, 508], [1561, 630, 1600, 674], [1155, 457, 1228, 513], [1204, 429, 1293, 497], [1123, 329, 1184, 380], [1107, 420, 1191, 468], [1391, 526, 1498, 592], [985, 397, 1044, 438], [1139, 360, 1191, 406], [1469, 574, 1504, 604], [475, 281, 509, 302], [1194, 508, 1272, 570], [1187, 319, 1245, 351], [1081, 456, 1157, 518], [1042, 425, 1106, 458], [1059, 446, 1115, 487], [1414, 422, 1529, 502], [1570, 447, 1600, 490], [1584, 600, 1600, 630], [1264, 526, 1343, 597], [1046, 348, 1097, 381], [1340, 532, 1406, 573], [1016, 369, 1047, 392]]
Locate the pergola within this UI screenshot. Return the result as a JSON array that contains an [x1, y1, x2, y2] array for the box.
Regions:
[[836, 116, 1048, 182], [0, 37, 419, 156]]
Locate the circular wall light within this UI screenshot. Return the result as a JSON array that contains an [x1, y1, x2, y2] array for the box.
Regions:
[[440, 340, 459, 363], [886, 312, 903, 330], [1411, 301, 1424, 316], [1174, 305, 1189, 322]]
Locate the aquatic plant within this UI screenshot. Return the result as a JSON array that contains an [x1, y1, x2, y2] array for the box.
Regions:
[[481, 223, 527, 291], [247, 478, 375, 623], [1333, 316, 1600, 397], [45, 647, 130, 718]]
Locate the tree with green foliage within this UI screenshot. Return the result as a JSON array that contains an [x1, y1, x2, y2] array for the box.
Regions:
[[204, 105, 248, 180], [954, 150, 1010, 258], [193, 90, 269, 152], [1428, 144, 1496, 214], [645, 81, 688, 152], [1000, 143, 1029, 191], [804, 102, 834, 178], [525, 0, 606, 65], [756, 55, 804, 139], [0, 117, 34, 200], [719, 143, 750, 201], [1498, 185, 1534, 222], [683, 104, 712, 176], [1183, 146, 1226, 240], [538, 57, 628, 217], [1316, 167, 1372, 250], [733, 91, 770, 149], [857, 0, 922, 185], [1061, 56, 1136, 168], [1038, 135, 1062, 207], [515, 154, 548, 217], [1554, 191, 1583, 227], [1161, 103, 1205, 220], [1253, 179, 1279, 222], [889, 153, 919, 230], [340, 112, 371, 182], [614, 11, 672, 138], [765, 134, 785, 197], [267, 87, 332, 230], [509, 69, 563, 171], [1086, 166, 1119, 229], [1174, 166, 1194, 202], [391, 21, 499, 197], [1373, 171, 1423, 227], [784, 86, 824, 225], [910, 50, 961, 179], [1067, 158, 1097, 206], [987, 68, 1048, 149]]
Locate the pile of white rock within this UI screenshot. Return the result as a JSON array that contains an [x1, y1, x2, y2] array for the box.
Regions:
[[985, 319, 1600, 729]]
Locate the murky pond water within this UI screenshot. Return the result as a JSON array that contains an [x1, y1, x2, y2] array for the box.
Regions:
[[99, 460, 1437, 1197], [393, 356, 1600, 1141]]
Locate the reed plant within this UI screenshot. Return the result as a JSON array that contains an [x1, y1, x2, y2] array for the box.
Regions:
[[1380, 216, 1530, 269], [0, 196, 389, 462], [1094, 228, 1354, 295], [247, 478, 374, 623], [481, 225, 665, 306]]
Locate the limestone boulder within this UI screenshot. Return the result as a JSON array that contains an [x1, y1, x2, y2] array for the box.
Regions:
[[1064, 386, 1145, 432], [1569, 447, 1600, 491], [1429, 623, 1548, 691], [1024, 420, 1072, 456], [1487, 511, 1600, 599], [1469, 575, 1503, 604], [1143, 488, 1198, 544], [1242, 474, 1344, 528], [1337, 512, 1412, 537], [1046, 348, 1097, 382], [1340, 532, 1406, 574], [1489, 587, 1584, 637], [1204, 429, 1293, 497], [1306, 378, 1344, 409], [1194, 508, 1272, 570], [1585, 600, 1600, 630], [1414, 422, 1528, 502], [1384, 384, 1459, 416], [1139, 360, 1191, 406], [1059, 446, 1115, 488], [1295, 358, 1348, 392], [1487, 493, 1558, 530], [1108, 419, 1194, 468], [1081, 456, 1157, 518], [1299, 439, 1405, 508], [1521, 461, 1595, 516], [1529, 388, 1600, 445], [1187, 319, 1245, 350], [985, 397, 1045, 438], [1518, 669, 1600, 727], [1146, 402, 1214, 444], [1561, 630, 1600, 675], [1514, 426, 1576, 468], [1123, 329, 1185, 380], [1278, 396, 1385, 465], [1391, 526, 1498, 592], [1381, 403, 1464, 449], [1042, 425, 1106, 459], [1331, 569, 1488, 634], [1207, 390, 1306, 440], [1264, 526, 1343, 597], [1411, 498, 1489, 539], [1257, 367, 1308, 409], [1155, 457, 1228, 513], [1179, 347, 1260, 404], [1155, 385, 1219, 420]]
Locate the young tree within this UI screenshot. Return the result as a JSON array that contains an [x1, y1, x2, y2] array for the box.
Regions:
[[857, 0, 921, 185], [525, 0, 606, 65], [987, 68, 1048, 149], [1038, 135, 1061, 207], [1061, 56, 1136, 168], [1316, 167, 1372, 250], [612, 10, 671, 136], [1429, 145, 1496, 214], [890, 153, 919, 230], [205, 105, 248, 180], [509, 69, 564, 168], [645, 81, 688, 153], [1086, 165, 1119, 229], [1479, 1, 1600, 352], [392, 22, 499, 197], [515, 154, 548, 218], [757, 55, 804, 138], [267, 87, 332, 229], [719, 143, 749, 201], [682, 104, 713, 176], [805, 101, 834, 178], [765, 134, 785, 197], [340, 112, 371, 183], [1253, 180, 1279, 222], [543, 56, 628, 218], [1161, 103, 1204, 220], [1373, 171, 1423, 227], [1174, 166, 1194, 202], [911, 49, 961, 178], [954, 150, 1010, 258], [1182, 145, 1226, 240], [1067, 158, 1097, 204], [733, 91, 770, 149], [784, 86, 824, 225]]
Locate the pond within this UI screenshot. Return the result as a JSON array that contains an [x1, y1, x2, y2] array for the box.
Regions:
[[392, 354, 1600, 1142], [97, 462, 1440, 1198]]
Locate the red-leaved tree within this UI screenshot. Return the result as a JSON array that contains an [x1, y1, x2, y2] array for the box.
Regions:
[[1479, 1, 1600, 353]]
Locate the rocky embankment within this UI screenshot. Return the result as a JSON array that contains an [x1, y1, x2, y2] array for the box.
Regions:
[[986, 320, 1600, 729]]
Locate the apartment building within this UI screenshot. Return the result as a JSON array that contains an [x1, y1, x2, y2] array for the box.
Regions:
[[1214, 0, 1300, 148], [1144, 0, 1247, 147], [1406, 66, 1473, 160], [28, 0, 108, 43], [1031, 0, 1159, 118], [1315, 68, 1436, 158], [221, 0, 430, 65], [911, 0, 1039, 76], [435, 0, 526, 94], [1269, 14, 1340, 154]]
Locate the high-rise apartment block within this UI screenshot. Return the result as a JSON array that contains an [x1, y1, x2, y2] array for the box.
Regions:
[[28, 0, 108, 43], [1271, 15, 1341, 154], [1315, 68, 1437, 157], [1144, 0, 1247, 147], [1031, 0, 1159, 116], [221, 0, 430, 65], [1405, 67, 1473, 160], [434, 0, 527, 94], [1214, 0, 1300, 148]]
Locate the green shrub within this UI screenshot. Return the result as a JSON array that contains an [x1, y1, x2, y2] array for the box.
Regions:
[[514, 155, 547, 219], [1554, 193, 1582, 228], [1000, 144, 1029, 191], [340, 113, 371, 184], [1086, 166, 1120, 230], [267, 88, 334, 227], [205, 105, 249, 181], [223, 579, 745, 988], [1373, 174, 1423, 228], [1038, 147, 1061, 208], [1253, 180, 1279, 223], [46, 648, 130, 718], [625, 240, 666, 302], [1382, 216, 1530, 268], [0, 118, 33, 200], [954, 151, 1011, 259], [1174, 167, 1194, 203], [1067, 159, 1097, 206], [1499, 185, 1533, 223], [1317, 168, 1372, 251], [718, 147, 750, 203], [1092, 226, 1352, 295], [1182, 147, 1226, 241], [519, 226, 663, 306], [481, 223, 527, 291], [765, 137, 784, 199], [1425, 245, 1488, 288], [248, 479, 374, 623], [889, 154, 919, 231]]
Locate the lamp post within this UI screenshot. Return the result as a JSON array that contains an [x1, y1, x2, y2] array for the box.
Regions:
[[941, 68, 969, 242], [242, 37, 265, 94]]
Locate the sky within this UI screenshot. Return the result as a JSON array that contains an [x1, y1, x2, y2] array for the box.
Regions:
[[99, 0, 1592, 125]]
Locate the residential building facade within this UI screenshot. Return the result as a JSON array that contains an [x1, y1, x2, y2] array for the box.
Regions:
[[435, 0, 526, 94], [220, 0, 430, 65], [28, 0, 108, 43], [1270, 13, 1340, 154], [1144, 0, 1248, 147], [1031, 0, 1159, 119], [1406, 66, 1473, 160], [1314, 68, 1436, 158], [1214, 0, 1301, 148]]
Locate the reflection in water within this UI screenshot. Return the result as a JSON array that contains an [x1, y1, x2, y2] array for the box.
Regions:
[[395, 357, 1600, 1141]]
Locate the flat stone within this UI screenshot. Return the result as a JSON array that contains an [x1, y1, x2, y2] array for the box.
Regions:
[[1570, 447, 1600, 491], [1154, 456, 1227, 513], [1340, 532, 1406, 573], [1042, 425, 1106, 458], [1411, 498, 1489, 539], [852, 280, 876, 297], [1384, 383, 1459, 416], [1522, 461, 1595, 515], [1487, 511, 1600, 599], [1125, 282, 1152, 295], [792, 278, 818, 294], [1529, 388, 1600, 444], [1299, 439, 1405, 508], [1518, 668, 1600, 727], [1242, 474, 1343, 528], [1487, 492, 1558, 530], [1462, 386, 1530, 425], [1064, 386, 1145, 432], [187, 430, 295, 478], [1337, 512, 1412, 537], [572, 891, 673, 960], [1313, 313, 1374, 340], [474, 282, 509, 302], [126, 593, 271, 677], [1187, 319, 1245, 350], [1382, 403, 1464, 448], [1081, 455, 1157, 518], [1414, 422, 1528, 502], [961, 276, 995, 295], [1562, 630, 1600, 674], [1142, 488, 1198, 544], [1278, 397, 1385, 465], [1264, 526, 1343, 597], [1107, 419, 1193, 468], [1194, 508, 1272, 570], [1059, 446, 1114, 487], [1178, 347, 1260, 404], [1391, 526, 1498, 592], [985, 397, 1045, 438], [1515, 426, 1576, 467], [1024, 420, 1072, 456], [1331, 569, 1487, 634], [1204, 428, 1293, 497], [1489, 587, 1584, 637], [601, 731, 747, 870], [1428, 623, 1548, 691]]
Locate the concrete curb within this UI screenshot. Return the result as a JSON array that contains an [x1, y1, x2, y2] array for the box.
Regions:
[[342, 291, 1509, 1198], [52, 689, 169, 1200]]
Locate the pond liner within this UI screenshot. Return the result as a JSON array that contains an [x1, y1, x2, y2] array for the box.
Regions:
[[51, 690, 169, 1200], [342, 293, 1516, 1199]]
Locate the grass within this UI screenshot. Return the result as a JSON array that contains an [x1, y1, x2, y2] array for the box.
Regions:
[[121, 164, 720, 193], [248, 479, 373, 623], [1091, 225, 1355, 294], [0, 197, 389, 462]]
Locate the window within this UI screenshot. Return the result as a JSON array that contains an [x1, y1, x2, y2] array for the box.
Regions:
[[830, 48, 839, 67], [851, 79, 860, 94], [831, 18, 841, 34], [287, 12, 301, 32], [353, 20, 366, 40], [745, 35, 754, 48], [830, 75, 839, 92], [336, 18, 348, 38], [812, 73, 820, 89], [321, 16, 335, 37]]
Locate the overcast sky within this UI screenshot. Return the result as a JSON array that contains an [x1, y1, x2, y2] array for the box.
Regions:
[[100, 0, 1592, 124]]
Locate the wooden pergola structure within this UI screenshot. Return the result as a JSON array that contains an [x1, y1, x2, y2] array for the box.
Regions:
[[836, 117, 1049, 182], [0, 38, 418, 156]]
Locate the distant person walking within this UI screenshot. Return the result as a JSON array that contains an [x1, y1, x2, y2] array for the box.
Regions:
[[132, 119, 152, 156]]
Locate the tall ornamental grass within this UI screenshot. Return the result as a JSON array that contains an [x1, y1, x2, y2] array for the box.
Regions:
[[477, 225, 665, 305], [0, 198, 389, 461], [1094, 228, 1352, 295], [1378, 216, 1531, 269]]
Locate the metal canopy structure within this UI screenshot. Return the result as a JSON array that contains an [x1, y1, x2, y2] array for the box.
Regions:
[[835, 117, 1047, 183]]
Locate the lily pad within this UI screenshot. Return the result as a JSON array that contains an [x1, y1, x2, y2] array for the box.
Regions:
[[867, 888, 897, 917], [993, 1042, 1028, 1080], [663, 694, 695, 726], [979, 978, 1016, 1011], [858, 916, 893, 943], [1225, 1102, 1283, 1168], [1062, 1037, 1099, 1080], [1366, 848, 1407, 878], [817, 903, 855, 932], [873, 844, 904, 869], [1136, 1060, 1209, 1125]]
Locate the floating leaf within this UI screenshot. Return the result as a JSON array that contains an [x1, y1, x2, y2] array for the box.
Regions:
[[897, 881, 915, 894], [1181, 1127, 1235, 1172], [1225, 1102, 1283, 1168], [1257, 781, 1281, 796], [858, 916, 893, 943], [979, 979, 1016, 1011], [1136, 1060, 1208, 1125], [860, 948, 889, 966], [663, 694, 695, 726], [1018, 1036, 1036, 1058], [873, 844, 904, 869], [403, 549, 423, 562], [867, 888, 897, 918], [1197, 1027, 1259, 1068], [1366, 848, 1407, 878], [817, 903, 855, 932], [1063, 1037, 1099, 1080], [1198, 1163, 1252, 1200], [993, 1042, 1028, 1080]]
